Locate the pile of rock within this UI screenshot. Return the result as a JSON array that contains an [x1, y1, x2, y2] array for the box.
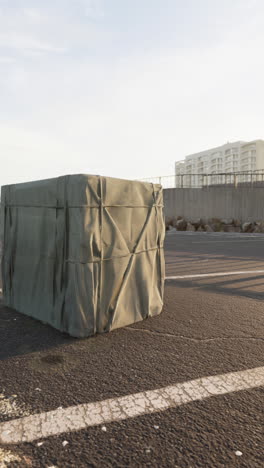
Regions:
[[165, 217, 264, 234]]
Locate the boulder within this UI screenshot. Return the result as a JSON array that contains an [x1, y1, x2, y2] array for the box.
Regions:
[[186, 222, 196, 232], [197, 226, 204, 232], [172, 216, 185, 228], [204, 224, 213, 232], [242, 222, 254, 233], [259, 222, 264, 232], [210, 223, 217, 232], [176, 218, 187, 231], [208, 217, 222, 224], [211, 222, 224, 232], [233, 219, 241, 227], [254, 221, 264, 233], [165, 217, 174, 229], [220, 218, 233, 225], [224, 224, 241, 233], [191, 218, 203, 230]]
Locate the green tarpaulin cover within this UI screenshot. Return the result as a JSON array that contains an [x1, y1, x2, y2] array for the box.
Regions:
[[0, 174, 165, 337]]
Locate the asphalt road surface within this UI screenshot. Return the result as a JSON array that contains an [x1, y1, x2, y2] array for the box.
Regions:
[[0, 231, 263, 467]]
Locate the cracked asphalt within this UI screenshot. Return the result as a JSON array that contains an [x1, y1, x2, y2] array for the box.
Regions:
[[0, 231, 264, 467]]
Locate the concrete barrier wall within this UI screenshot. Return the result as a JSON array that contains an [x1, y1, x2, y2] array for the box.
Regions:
[[163, 186, 264, 223]]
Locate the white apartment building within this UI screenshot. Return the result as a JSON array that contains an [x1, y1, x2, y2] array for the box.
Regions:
[[175, 140, 264, 187]]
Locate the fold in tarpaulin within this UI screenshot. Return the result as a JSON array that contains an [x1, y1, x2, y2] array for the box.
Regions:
[[0, 175, 165, 337]]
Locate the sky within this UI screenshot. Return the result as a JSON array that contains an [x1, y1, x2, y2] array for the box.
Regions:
[[1, 0, 264, 188]]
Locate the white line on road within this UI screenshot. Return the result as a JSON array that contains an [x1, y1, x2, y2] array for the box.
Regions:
[[167, 231, 264, 238], [1, 367, 263, 444], [165, 270, 264, 280], [192, 240, 264, 243]]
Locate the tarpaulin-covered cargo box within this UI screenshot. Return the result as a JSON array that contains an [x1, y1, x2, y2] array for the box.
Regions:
[[0, 175, 165, 337]]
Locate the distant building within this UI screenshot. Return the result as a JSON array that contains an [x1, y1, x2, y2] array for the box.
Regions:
[[175, 140, 264, 187]]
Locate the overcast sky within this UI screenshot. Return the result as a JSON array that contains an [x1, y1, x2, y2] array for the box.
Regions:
[[1, 0, 264, 187]]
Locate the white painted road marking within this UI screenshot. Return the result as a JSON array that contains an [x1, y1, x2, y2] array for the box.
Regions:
[[192, 240, 264, 243], [1, 367, 263, 444], [166, 231, 264, 239], [165, 270, 264, 280]]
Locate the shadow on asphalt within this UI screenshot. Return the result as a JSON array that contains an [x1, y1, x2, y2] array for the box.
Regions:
[[0, 300, 78, 361], [167, 274, 264, 301]]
